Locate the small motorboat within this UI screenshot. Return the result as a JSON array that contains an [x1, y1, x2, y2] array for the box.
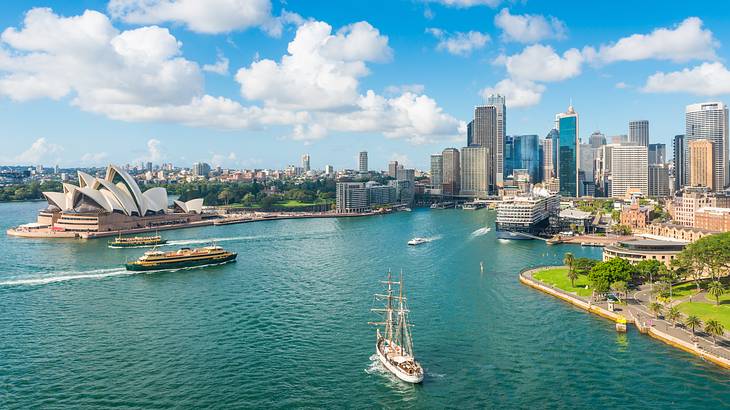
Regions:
[[407, 237, 429, 246]]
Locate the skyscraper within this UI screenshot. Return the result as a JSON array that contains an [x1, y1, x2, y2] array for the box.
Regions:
[[673, 134, 685, 192], [688, 139, 714, 190], [556, 104, 579, 197], [192, 162, 211, 177], [460, 146, 490, 198], [540, 135, 554, 182], [648, 164, 670, 197], [685, 102, 728, 191], [301, 154, 310, 172], [589, 131, 606, 149], [506, 134, 540, 183], [648, 143, 666, 165], [628, 120, 649, 147], [610, 145, 648, 197], [441, 148, 460, 196], [358, 151, 368, 173], [430, 154, 443, 189], [388, 161, 398, 178], [470, 105, 497, 193], [486, 94, 506, 188], [466, 120, 474, 146], [579, 143, 596, 188]]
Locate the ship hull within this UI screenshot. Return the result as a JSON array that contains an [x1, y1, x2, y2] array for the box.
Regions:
[[375, 337, 423, 384], [125, 253, 237, 271]]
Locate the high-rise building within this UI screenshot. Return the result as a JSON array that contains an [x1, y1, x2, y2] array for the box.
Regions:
[[466, 120, 474, 146], [430, 154, 443, 189], [505, 134, 540, 183], [628, 120, 649, 147], [556, 104, 579, 197], [610, 145, 648, 197], [685, 102, 728, 191], [301, 154, 310, 172], [589, 131, 606, 149], [441, 148, 460, 196], [388, 161, 398, 178], [540, 135, 554, 182], [688, 139, 715, 190], [673, 134, 686, 192], [358, 151, 368, 173], [597, 143, 620, 196], [486, 94, 506, 188], [648, 143, 666, 165], [396, 168, 415, 182], [325, 165, 334, 175], [336, 182, 369, 213], [579, 143, 596, 185], [192, 162, 211, 177], [460, 146, 490, 198], [146, 162, 153, 172], [648, 164, 670, 197], [470, 105, 497, 192]]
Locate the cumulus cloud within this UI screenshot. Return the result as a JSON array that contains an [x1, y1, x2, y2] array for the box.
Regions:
[[210, 151, 237, 167], [502, 44, 583, 82], [235, 20, 392, 110], [384, 84, 425, 95], [202, 51, 229, 75], [480, 79, 544, 108], [14, 137, 63, 164], [642, 62, 730, 96], [494, 8, 566, 43], [107, 0, 301, 36], [426, 28, 489, 56], [585, 17, 718, 64], [146, 138, 163, 162], [81, 152, 109, 164]]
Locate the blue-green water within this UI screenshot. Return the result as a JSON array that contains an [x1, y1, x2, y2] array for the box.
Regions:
[[1, 201, 728, 408]]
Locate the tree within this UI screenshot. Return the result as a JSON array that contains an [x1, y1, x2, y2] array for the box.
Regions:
[[588, 257, 634, 292], [649, 301, 663, 318], [611, 281, 627, 302], [704, 320, 725, 345], [260, 194, 277, 210], [612, 224, 632, 235], [563, 253, 576, 287], [666, 306, 681, 327], [677, 232, 730, 281], [241, 193, 255, 206], [573, 258, 598, 276], [635, 259, 660, 284], [660, 264, 682, 301], [707, 281, 726, 306], [684, 315, 701, 335], [218, 189, 233, 206]]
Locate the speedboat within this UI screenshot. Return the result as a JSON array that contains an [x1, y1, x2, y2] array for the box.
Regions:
[[407, 237, 428, 246]]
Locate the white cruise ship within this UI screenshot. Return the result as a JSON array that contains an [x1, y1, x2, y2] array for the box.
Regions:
[[495, 192, 560, 240]]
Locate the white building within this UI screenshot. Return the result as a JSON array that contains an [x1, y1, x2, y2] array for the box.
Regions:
[[358, 151, 368, 173], [460, 146, 490, 198], [685, 102, 729, 191], [610, 145, 648, 198]]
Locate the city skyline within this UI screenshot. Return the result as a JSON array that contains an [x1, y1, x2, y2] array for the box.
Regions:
[[2, 1, 730, 170]]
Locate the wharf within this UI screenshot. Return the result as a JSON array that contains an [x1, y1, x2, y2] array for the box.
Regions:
[[520, 266, 730, 370]]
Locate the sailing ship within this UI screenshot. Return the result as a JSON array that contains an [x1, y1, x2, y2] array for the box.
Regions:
[[108, 234, 167, 248], [369, 270, 424, 384]]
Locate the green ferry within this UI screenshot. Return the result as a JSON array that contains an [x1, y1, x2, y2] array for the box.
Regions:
[[125, 245, 237, 271], [108, 234, 167, 248]]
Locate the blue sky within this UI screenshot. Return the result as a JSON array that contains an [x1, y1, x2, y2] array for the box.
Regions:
[[2, 0, 730, 170]]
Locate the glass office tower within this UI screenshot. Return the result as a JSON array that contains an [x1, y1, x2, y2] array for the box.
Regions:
[[557, 105, 579, 197]]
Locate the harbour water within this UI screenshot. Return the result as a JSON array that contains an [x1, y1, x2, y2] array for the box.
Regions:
[[1, 201, 729, 408]]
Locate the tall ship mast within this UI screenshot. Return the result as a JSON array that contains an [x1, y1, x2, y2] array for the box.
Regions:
[[369, 270, 423, 384]]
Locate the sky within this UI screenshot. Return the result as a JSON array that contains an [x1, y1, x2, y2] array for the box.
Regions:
[[2, 0, 730, 171]]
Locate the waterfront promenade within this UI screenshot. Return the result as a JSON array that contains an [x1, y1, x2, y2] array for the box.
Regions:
[[521, 266, 730, 370]]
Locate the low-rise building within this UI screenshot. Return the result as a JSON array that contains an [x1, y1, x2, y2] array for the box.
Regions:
[[647, 222, 717, 242], [694, 207, 730, 232], [620, 201, 650, 230], [335, 182, 369, 213], [603, 239, 687, 267]]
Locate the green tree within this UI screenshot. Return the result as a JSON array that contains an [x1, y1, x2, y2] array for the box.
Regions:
[[660, 264, 682, 301], [666, 306, 681, 327], [649, 301, 663, 318], [241, 193, 255, 206], [588, 257, 634, 292], [678, 232, 730, 281], [611, 281, 627, 302], [684, 315, 701, 335], [563, 253, 576, 287], [707, 280, 726, 306], [612, 224, 632, 235], [218, 189, 233, 206], [260, 194, 277, 210], [704, 320, 725, 345]]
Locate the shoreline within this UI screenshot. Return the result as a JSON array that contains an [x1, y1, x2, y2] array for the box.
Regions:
[[520, 266, 730, 370]]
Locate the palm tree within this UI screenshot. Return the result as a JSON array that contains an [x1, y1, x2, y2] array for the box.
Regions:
[[704, 320, 725, 345], [563, 253, 576, 286], [684, 315, 701, 335], [666, 306, 681, 327], [707, 281, 726, 306], [649, 301, 663, 318]]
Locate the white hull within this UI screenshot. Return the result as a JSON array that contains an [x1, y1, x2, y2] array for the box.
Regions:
[[375, 338, 423, 384]]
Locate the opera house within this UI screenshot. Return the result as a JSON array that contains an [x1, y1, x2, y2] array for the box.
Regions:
[[7, 165, 205, 238]]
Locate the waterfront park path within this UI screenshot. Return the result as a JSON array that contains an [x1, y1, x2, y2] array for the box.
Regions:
[[521, 266, 730, 370]]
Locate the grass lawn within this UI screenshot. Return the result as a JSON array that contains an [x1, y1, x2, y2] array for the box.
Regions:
[[669, 281, 702, 300], [532, 267, 593, 297], [277, 200, 330, 208], [677, 299, 730, 330]]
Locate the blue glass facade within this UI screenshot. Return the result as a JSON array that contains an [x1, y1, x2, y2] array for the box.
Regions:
[[558, 115, 578, 196], [504, 134, 541, 182]]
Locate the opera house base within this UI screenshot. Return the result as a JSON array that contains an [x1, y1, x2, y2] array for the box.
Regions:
[[7, 211, 209, 239]]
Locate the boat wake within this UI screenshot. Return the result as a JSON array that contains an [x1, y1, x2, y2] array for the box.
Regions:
[[365, 354, 385, 375], [423, 235, 442, 242], [165, 236, 256, 246], [470, 227, 492, 237], [0, 268, 135, 286]]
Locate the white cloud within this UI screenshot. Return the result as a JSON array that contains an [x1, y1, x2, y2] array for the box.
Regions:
[[425, 0, 501, 7], [384, 84, 425, 95], [427, 28, 489, 56], [235, 20, 392, 110], [502, 44, 583, 82], [642, 62, 730, 96], [107, 0, 301, 36], [210, 151, 237, 167], [202, 51, 229, 75], [586, 17, 718, 64], [390, 153, 410, 167], [480, 79, 544, 108], [14, 137, 63, 164], [494, 8, 566, 43], [80, 152, 109, 164], [146, 138, 163, 162]]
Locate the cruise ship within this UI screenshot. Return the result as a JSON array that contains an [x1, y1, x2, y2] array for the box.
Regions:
[[495, 192, 560, 240]]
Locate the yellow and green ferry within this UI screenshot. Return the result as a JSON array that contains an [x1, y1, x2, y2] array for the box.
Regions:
[[108, 235, 167, 248], [125, 245, 237, 271]]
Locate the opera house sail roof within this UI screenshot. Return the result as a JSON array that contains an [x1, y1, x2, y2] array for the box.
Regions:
[[41, 165, 202, 216]]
